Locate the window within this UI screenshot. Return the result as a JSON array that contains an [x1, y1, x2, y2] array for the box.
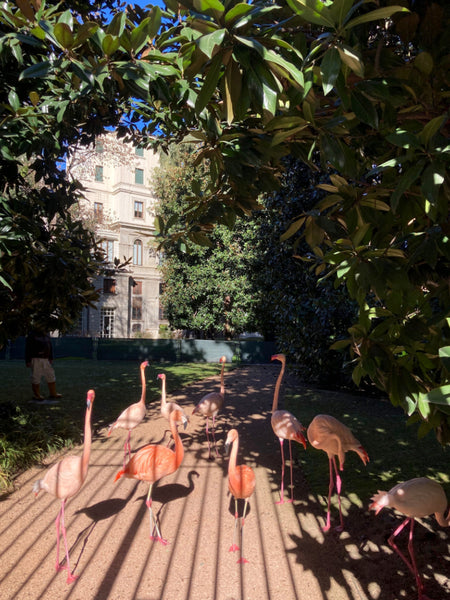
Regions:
[[95, 141, 104, 153], [132, 323, 142, 334], [133, 280, 143, 295], [135, 147, 144, 157], [100, 308, 115, 338], [100, 239, 114, 262], [134, 200, 144, 218], [94, 202, 103, 222], [133, 239, 143, 265], [132, 297, 142, 320], [103, 278, 116, 294], [95, 165, 103, 182], [159, 282, 165, 320], [135, 168, 144, 185]]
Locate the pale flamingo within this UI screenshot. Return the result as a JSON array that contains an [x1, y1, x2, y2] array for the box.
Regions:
[[192, 355, 226, 459], [32, 389, 95, 583], [370, 477, 450, 600], [114, 408, 186, 544], [307, 414, 369, 531], [158, 373, 189, 437], [270, 354, 307, 504], [225, 428, 256, 564], [108, 360, 149, 468]]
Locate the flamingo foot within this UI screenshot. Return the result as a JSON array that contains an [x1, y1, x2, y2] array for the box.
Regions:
[[66, 572, 78, 584], [276, 497, 293, 505], [229, 544, 240, 552], [150, 535, 168, 546], [334, 524, 344, 533], [237, 557, 249, 564], [322, 523, 331, 532]]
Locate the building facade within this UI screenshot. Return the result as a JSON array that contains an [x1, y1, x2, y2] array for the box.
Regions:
[[70, 134, 165, 338]]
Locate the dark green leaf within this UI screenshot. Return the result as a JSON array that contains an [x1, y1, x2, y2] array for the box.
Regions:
[[321, 47, 340, 96]]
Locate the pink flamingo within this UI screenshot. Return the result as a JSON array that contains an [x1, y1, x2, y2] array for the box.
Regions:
[[114, 408, 186, 545], [307, 414, 369, 531], [370, 477, 450, 600], [192, 355, 226, 459], [225, 428, 256, 564], [158, 373, 189, 435], [270, 354, 307, 504], [32, 389, 95, 583], [108, 360, 149, 468]]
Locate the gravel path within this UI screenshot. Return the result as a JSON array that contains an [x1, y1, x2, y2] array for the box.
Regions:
[[0, 364, 448, 600]]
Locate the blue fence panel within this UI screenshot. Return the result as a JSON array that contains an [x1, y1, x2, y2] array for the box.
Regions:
[[180, 339, 237, 363], [1, 336, 278, 364], [53, 337, 94, 359], [97, 339, 179, 362]]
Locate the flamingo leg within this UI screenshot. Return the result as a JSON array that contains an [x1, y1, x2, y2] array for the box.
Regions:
[[211, 415, 219, 457], [229, 498, 239, 553], [146, 484, 168, 545], [276, 438, 286, 505], [323, 457, 335, 531], [55, 500, 77, 583], [333, 456, 344, 532], [288, 440, 294, 503], [123, 430, 131, 469], [237, 499, 249, 564], [205, 417, 212, 459], [389, 518, 428, 599]]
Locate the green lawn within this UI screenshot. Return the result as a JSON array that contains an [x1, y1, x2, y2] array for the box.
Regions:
[[1, 359, 449, 504], [285, 384, 450, 506], [0, 359, 224, 490]]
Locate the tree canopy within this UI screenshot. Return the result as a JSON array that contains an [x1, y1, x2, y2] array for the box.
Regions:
[[0, 0, 449, 441]]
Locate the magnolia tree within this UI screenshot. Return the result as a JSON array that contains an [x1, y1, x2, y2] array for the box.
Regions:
[[0, 0, 449, 440]]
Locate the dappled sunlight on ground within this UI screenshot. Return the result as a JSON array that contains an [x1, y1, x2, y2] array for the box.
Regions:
[[0, 365, 448, 600]]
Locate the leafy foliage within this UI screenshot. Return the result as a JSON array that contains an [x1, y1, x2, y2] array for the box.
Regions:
[[153, 145, 261, 338], [252, 157, 358, 386]]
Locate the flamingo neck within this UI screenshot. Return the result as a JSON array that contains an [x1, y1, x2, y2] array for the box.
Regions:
[[81, 404, 93, 480], [171, 417, 184, 468], [229, 436, 238, 476], [139, 365, 147, 405], [272, 361, 285, 412], [161, 378, 166, 408], [220, 362, 225, 397]]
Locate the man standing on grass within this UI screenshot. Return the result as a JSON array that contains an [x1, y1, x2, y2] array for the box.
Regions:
[[25, 327, 62, 403]]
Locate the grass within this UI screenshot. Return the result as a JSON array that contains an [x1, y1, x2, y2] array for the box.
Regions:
[[1, 359, 449, 503], [0, 359, 224, 491], [284, 383, 450, 507]]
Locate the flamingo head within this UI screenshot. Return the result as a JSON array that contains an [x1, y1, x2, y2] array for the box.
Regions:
[[225, 428, 238, 455], [271, 353, 286, 364], [141, 360, 149, 369], [219, 356, 226, 363], [157, 373, 166, 381], [170, 409, 187, 429], [86, 389, 95, 408]]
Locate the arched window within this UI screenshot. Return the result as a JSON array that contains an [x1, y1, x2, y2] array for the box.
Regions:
[[133, 239, 143, 265]]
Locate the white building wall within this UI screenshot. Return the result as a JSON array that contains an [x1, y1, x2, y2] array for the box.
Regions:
[[71, 134, 165, 338]]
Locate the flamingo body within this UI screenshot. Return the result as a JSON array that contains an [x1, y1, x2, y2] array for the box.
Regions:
[[307, 414, 369, 531], [270, 354, 306, 504], [114, 409, 186, 544], [370, 478, 449, 600], [192, 356, 226, 458], [108, 360, 149, 467], [33, 389, 95, 583], [225, 428, 255, 563]]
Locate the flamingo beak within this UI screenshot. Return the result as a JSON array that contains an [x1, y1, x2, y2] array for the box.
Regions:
[[225, 441, 231, 456]]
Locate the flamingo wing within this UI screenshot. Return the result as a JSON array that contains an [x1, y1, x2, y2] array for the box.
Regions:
[[111, 402, 146, 432], [121, 444, 177, 483], [271, 410, 306, 447], [229, 465, 256, 500], [39, 455, 84, 499]]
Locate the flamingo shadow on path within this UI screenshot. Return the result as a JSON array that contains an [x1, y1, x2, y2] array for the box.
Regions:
[[0, 365, 449, 600]]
